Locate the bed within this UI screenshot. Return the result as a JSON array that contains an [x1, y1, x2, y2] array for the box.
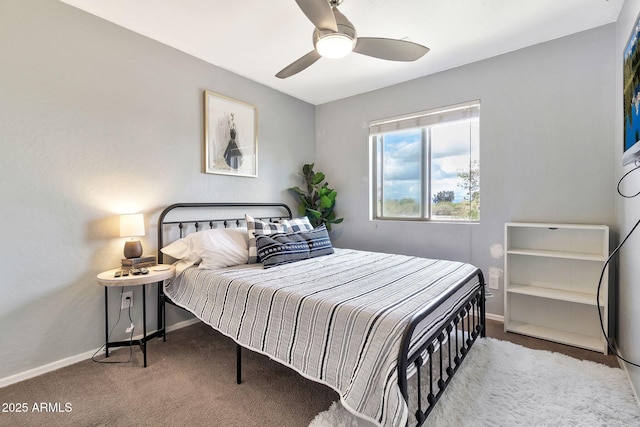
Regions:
[[157, 202, 486, 427]]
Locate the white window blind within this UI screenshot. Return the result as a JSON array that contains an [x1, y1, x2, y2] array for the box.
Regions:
[[369, 100, 480, 135]]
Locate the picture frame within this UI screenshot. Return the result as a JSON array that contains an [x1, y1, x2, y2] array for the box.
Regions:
[[624, 13, 640, 166], [204, 90, 258, 177]]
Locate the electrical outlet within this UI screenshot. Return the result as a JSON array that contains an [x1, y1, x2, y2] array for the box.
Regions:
[[488, 267, 501, 290], [121, 291, 133, 310]]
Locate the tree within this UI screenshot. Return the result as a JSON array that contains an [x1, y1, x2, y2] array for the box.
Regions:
[[433, 191, 455, 204], [457, 160, 480, 220]]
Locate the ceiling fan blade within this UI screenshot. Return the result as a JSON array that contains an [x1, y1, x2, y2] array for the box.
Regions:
[[276, 50, 322, 79], [353, 37, 429, 61], [295, 0, 338, 32]]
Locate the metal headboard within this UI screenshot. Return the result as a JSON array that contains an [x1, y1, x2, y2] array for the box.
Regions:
[[157, 202, 293, 264]]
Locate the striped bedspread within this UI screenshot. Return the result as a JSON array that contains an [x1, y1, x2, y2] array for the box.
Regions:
[[164, 248, 480, 427]]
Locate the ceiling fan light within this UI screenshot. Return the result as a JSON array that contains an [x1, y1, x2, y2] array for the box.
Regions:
[[316, 33, 354, 58]]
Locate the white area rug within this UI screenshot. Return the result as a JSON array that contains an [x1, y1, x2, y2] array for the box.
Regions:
[[309, 338, 640, 426]]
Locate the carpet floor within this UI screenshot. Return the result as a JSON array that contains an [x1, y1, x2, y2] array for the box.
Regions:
[[0, 319, 628, 426]]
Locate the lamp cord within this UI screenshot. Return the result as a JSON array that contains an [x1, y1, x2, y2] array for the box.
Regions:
[[617, 162, 640, 198], [597, 217, 640, 367], [91, 287, 134, 364], [597, 161, 640, 367]]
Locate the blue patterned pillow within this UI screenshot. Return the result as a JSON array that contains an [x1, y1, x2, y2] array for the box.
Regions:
[[255, 225, 334, 268]]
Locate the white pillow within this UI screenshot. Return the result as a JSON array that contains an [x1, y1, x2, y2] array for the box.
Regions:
[[161, 227, 249, 271], [161, 233, 203, 268], [196, 228, 249, 269]]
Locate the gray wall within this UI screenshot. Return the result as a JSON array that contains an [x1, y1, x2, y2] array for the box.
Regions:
[[315, 24, 616, 317], [0, 0, 624, 388], [0, 0, 314, 380], [616, 0, 640, 402]]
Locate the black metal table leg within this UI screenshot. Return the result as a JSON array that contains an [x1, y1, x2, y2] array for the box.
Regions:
[[158, 285, 166, 342], [105, 287, 109, 358], [142, 284, 147, 367]]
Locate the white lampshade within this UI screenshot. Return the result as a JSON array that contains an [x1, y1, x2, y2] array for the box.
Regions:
[[316, 33, 354, 59], [120, 213, 145, 237]]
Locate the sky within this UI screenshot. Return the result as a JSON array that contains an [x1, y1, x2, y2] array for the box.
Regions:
[[380, 119, 479, 203]]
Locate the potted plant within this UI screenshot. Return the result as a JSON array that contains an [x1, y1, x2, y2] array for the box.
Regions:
[[288, 163, 343, 231]]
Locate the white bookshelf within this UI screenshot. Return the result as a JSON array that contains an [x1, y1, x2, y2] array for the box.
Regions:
[[504, 223, 609, 354]]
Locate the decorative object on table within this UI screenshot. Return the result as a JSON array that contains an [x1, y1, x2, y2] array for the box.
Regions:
[[120, 213, 145, 259], [121, 255, 157, 270], [288, 163, 343, 230], [204, 90, 257, 177]]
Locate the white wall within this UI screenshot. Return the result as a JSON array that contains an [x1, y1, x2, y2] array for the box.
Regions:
[[315, 24, 616, 317], [0, 0, 315, 381], [615, 0, 640, 400]]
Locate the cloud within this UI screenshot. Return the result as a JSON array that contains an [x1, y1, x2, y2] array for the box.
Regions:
[[432, 120, 478, 159], [381, 132, 421, 181], [378, 123, 476, 202], [383, 178, 421, 200], [431, 163, 460, 180]]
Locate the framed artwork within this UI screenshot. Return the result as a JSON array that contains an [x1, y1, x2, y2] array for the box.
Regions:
[[204, 90, 258, 177], [624, 13, 640, 166]]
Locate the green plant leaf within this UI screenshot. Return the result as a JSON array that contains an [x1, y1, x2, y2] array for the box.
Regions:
[[306, 209, 321, 219], [312, 172, 325, 185], [289, 163, 343, 231], [319, 195, 333, 209], [288, 186, 305, 196]]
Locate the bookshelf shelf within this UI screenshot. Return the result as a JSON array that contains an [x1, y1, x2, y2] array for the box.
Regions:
[[504, 223, 609, 354]]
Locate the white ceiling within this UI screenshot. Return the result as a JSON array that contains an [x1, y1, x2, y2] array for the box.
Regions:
[[59, 0, 623, 105]]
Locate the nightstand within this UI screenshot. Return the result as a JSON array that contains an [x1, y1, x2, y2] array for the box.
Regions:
[[96, 264, 175, 367]]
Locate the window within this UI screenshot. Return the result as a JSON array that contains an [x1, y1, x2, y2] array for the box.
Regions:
[[370, 101, 480, 222]]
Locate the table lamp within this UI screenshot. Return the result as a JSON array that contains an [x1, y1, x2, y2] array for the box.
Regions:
[[120, 213, 145, 259]]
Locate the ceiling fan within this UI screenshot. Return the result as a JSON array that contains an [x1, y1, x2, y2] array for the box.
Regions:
[[276, 0, 430, 79]]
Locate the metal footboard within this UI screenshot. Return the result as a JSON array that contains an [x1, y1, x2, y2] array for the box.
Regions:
[[398, 269, 486, 426]]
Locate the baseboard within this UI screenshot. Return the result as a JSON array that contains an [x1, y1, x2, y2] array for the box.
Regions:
[[485, 312, 504, 323], [0, 348, 99, 389], [0, 317, 201, 389], [165, 317, 201, 333], [615, 344, 640, 408]]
